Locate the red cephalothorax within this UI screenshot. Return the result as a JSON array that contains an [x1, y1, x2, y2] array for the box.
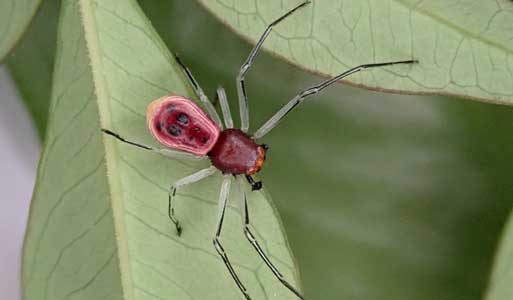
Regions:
[[208, 129, 266, 175], [147, 96, 220, 156]]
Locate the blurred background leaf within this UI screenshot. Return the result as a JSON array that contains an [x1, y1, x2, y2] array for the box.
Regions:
[[198, 0, 513, 105], [486, 214, 513, 300], [486, 213, 513, 300], [6, 0, 59, 138], [0, 0, 42, 61], [7, 0, 513, 300]]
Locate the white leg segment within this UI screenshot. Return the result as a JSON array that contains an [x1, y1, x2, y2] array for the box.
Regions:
[[214, 175, 232, 236], [168, 166, 217, 235], [236, 177, 306, 299], [253, 59, 417, 139], [213, 175, 252, 300], [236, 1, 311, 133], [157, 148, 207, 161], [217, 86, 234, 129], [174, 54, 223, 128]]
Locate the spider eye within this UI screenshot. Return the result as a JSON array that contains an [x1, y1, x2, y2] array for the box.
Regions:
[[168, 124, 182, 136], [176, 113, 189, 125]]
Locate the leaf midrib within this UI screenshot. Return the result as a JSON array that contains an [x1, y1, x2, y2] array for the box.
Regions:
[[78, 0, 135, 299]]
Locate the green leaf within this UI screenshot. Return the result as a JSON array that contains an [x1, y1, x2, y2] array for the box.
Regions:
[[6, 0, 59, 138], [23, 0, 300, 299], [0, 0, 41, 61], [196, 0, 513, 104], [13, 1, 513, 299], [486, 216, 513, 300]]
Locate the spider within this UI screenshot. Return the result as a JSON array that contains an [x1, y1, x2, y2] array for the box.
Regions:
[[102, 1, 417, 299]]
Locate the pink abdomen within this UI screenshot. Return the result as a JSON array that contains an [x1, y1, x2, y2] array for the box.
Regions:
[[146, 96, 220, 156]]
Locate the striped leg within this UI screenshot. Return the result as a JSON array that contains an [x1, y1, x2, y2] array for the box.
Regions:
[[174, 54, 223, 127], [253, 59, 418, 139], [213, 176, 252, 300], [236, 1, 311, 132], [237, 178, 305, 299], [102, 129, 205, 161]]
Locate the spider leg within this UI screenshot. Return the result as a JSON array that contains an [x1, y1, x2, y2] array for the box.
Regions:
[[213, 176, 252, 300], [237, 178, 306, 300], [174, 53, 223, 127], [168, 166, 217, 236], [245, 175, 262, 191], [101, 129, 205, 161], [253, 59, 418, 139], [216, 86, 234, 129], [236, 1, 311, 133]]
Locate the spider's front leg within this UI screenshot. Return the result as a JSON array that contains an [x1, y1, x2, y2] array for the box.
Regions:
[[253, 59, 418, 139], [236, 1, 311, 132], [173, 54, 223, 127], [215, 86, 234, 129]]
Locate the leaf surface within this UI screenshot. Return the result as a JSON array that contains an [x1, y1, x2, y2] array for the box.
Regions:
[[14, 1, 513, 300], [6, 0, 59, 138], [0, 0, 41, 61], [22, 0, 300, 299], [486, 215, 513, 300], [197, 0, 513, 104]]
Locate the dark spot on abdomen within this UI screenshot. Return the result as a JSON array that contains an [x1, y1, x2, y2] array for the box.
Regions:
[[168, 124, 182, 136], [176, 113, 189, 125]]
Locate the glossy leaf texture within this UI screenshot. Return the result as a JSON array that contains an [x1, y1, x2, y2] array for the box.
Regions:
[[0, 0, 41, 61], [197, 0, 513, 105], [22, 0, 300, 300]]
